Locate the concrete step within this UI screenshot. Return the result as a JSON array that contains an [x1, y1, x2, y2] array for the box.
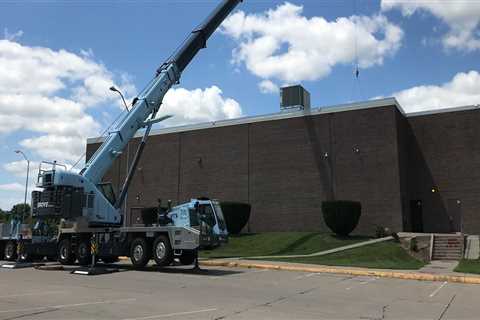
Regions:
[[433, 250, 463, 255], [433, 254, 463, 258], [434, 246, 463, 249], [431, 235, 464, 261], [433, 252, 463, 256]]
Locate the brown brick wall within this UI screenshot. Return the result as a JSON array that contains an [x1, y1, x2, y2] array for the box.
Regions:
[[86, 104, 405, 235], [406, 109, 480, 234]]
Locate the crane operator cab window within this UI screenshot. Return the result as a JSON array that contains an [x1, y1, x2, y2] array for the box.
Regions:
[[97, 183, 116, 205]]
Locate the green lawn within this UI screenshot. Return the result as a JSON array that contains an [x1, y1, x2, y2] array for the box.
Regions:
[[200, 232, 369, 259], [270, 241, 426, 270], [455, 259, 480, 275]]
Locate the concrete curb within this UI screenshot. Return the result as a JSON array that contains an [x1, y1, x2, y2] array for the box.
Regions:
[[200, 260, 480, 285]]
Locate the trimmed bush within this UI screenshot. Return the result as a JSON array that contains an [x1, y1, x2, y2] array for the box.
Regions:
[[220, 202, 251, 234], [322, 201, 361, 236]]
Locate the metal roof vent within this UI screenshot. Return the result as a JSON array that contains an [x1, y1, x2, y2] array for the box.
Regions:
[[280, 85, 311, 111]]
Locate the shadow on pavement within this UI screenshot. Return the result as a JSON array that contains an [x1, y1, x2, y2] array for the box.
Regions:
[[33, 261, 242, 277]]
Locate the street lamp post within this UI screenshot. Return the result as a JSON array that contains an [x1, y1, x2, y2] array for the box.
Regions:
[[14, 150, 30, 223]]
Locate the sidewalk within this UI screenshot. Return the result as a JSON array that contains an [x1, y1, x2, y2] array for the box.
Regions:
[[200, 258, 480, 284]]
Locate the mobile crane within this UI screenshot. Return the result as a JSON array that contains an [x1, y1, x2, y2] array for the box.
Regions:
[[23, 0, 242, 268]]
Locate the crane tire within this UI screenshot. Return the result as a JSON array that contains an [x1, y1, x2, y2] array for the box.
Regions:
[[4, 241, 17, 261], [58, 238, 76, 265], [153, 235, 174, 267], [130, 237, 151, 268]]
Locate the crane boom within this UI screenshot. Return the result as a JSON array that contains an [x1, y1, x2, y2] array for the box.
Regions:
[[83, 0, 242, 185], [32, 0, 243, 226]]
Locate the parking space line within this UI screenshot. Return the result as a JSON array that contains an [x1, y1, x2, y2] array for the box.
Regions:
[[346, 277, 377, 290], [122, 307, 217, 320], [0, 290, 68, 299], [201, 269, 269, 280], [0, 298, 136, 314], [429, 281, 448, 298], [294, 272, 318, 280]]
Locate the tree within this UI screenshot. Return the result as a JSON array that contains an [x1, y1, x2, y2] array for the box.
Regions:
[[0, 208, 8, 223], [10, 203, 31, 220]]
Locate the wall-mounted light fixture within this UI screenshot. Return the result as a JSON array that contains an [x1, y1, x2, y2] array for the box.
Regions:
[[431, 187, 438, 193], [323, 152, 329, 159], [197, 157, 202, 166], [353, 147, 360, 154]]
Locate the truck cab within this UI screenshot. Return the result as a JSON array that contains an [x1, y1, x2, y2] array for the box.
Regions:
[[167, 199, 228, 249]]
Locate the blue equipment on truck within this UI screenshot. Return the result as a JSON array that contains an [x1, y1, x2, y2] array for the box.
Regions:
[[24, 0, 242, 267]]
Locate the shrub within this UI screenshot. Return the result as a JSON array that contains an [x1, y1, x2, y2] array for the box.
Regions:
[[220, 202, 251, 234], [322, 200, 361, 236]]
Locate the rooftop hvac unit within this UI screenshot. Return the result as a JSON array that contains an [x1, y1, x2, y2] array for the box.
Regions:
[[280, 85, 311, 111]]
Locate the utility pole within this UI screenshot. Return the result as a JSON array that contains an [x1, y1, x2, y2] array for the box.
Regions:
[[14, 150, 30, 223]]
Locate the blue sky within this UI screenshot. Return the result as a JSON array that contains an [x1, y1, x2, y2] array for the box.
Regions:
[[0, 0, 479, 210]]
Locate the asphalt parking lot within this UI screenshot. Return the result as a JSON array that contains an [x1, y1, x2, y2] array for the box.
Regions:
[[0, 261, 479, 320]]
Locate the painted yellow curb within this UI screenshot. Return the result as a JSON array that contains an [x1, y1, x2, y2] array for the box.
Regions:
[[200, 260, 480, 285]]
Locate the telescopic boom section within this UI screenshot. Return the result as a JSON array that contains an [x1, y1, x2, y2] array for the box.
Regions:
[[82, 0, 242, 185], [172, 0, 242, 72]]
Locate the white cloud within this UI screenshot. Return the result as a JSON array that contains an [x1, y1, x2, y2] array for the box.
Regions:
[[3, 160, 39, 179], [0, 37, 241, 187], [381, 0, 480, 51], [157, 86, 242, 127], [392, 70, 480, 113], [258, 80, 279, 94], [0, 183, 24, 192], [0, 39, 135, 163], [221, 2, 403, 88]]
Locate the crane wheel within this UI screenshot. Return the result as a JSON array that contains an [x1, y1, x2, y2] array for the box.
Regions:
[[58, 238, 76, 265], [77, 240, 92, 266], [4, 241, 17, 261], [130, 238, 151, 268], [179, 250, 195, 265], [153, 235, 174, 267]]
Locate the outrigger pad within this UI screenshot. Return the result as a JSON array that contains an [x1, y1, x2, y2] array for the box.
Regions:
[[1, 262, 42, 269], [71, 266, 119, 276]]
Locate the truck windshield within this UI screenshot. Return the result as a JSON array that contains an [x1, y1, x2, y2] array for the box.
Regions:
[[200, 204, 216, 227], [213, 203, 227, 232]]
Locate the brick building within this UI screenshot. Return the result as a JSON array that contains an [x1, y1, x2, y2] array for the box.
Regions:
[[86, 97, 480, 235]]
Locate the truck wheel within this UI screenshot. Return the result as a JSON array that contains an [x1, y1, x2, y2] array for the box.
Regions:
[[58, 238, 75, 265], [153, 235, 173, 267], [4, 241, 17, 261], [77, 240, 91, 266], [179, 250, 196, 265], [130, 238, 151, 268]]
